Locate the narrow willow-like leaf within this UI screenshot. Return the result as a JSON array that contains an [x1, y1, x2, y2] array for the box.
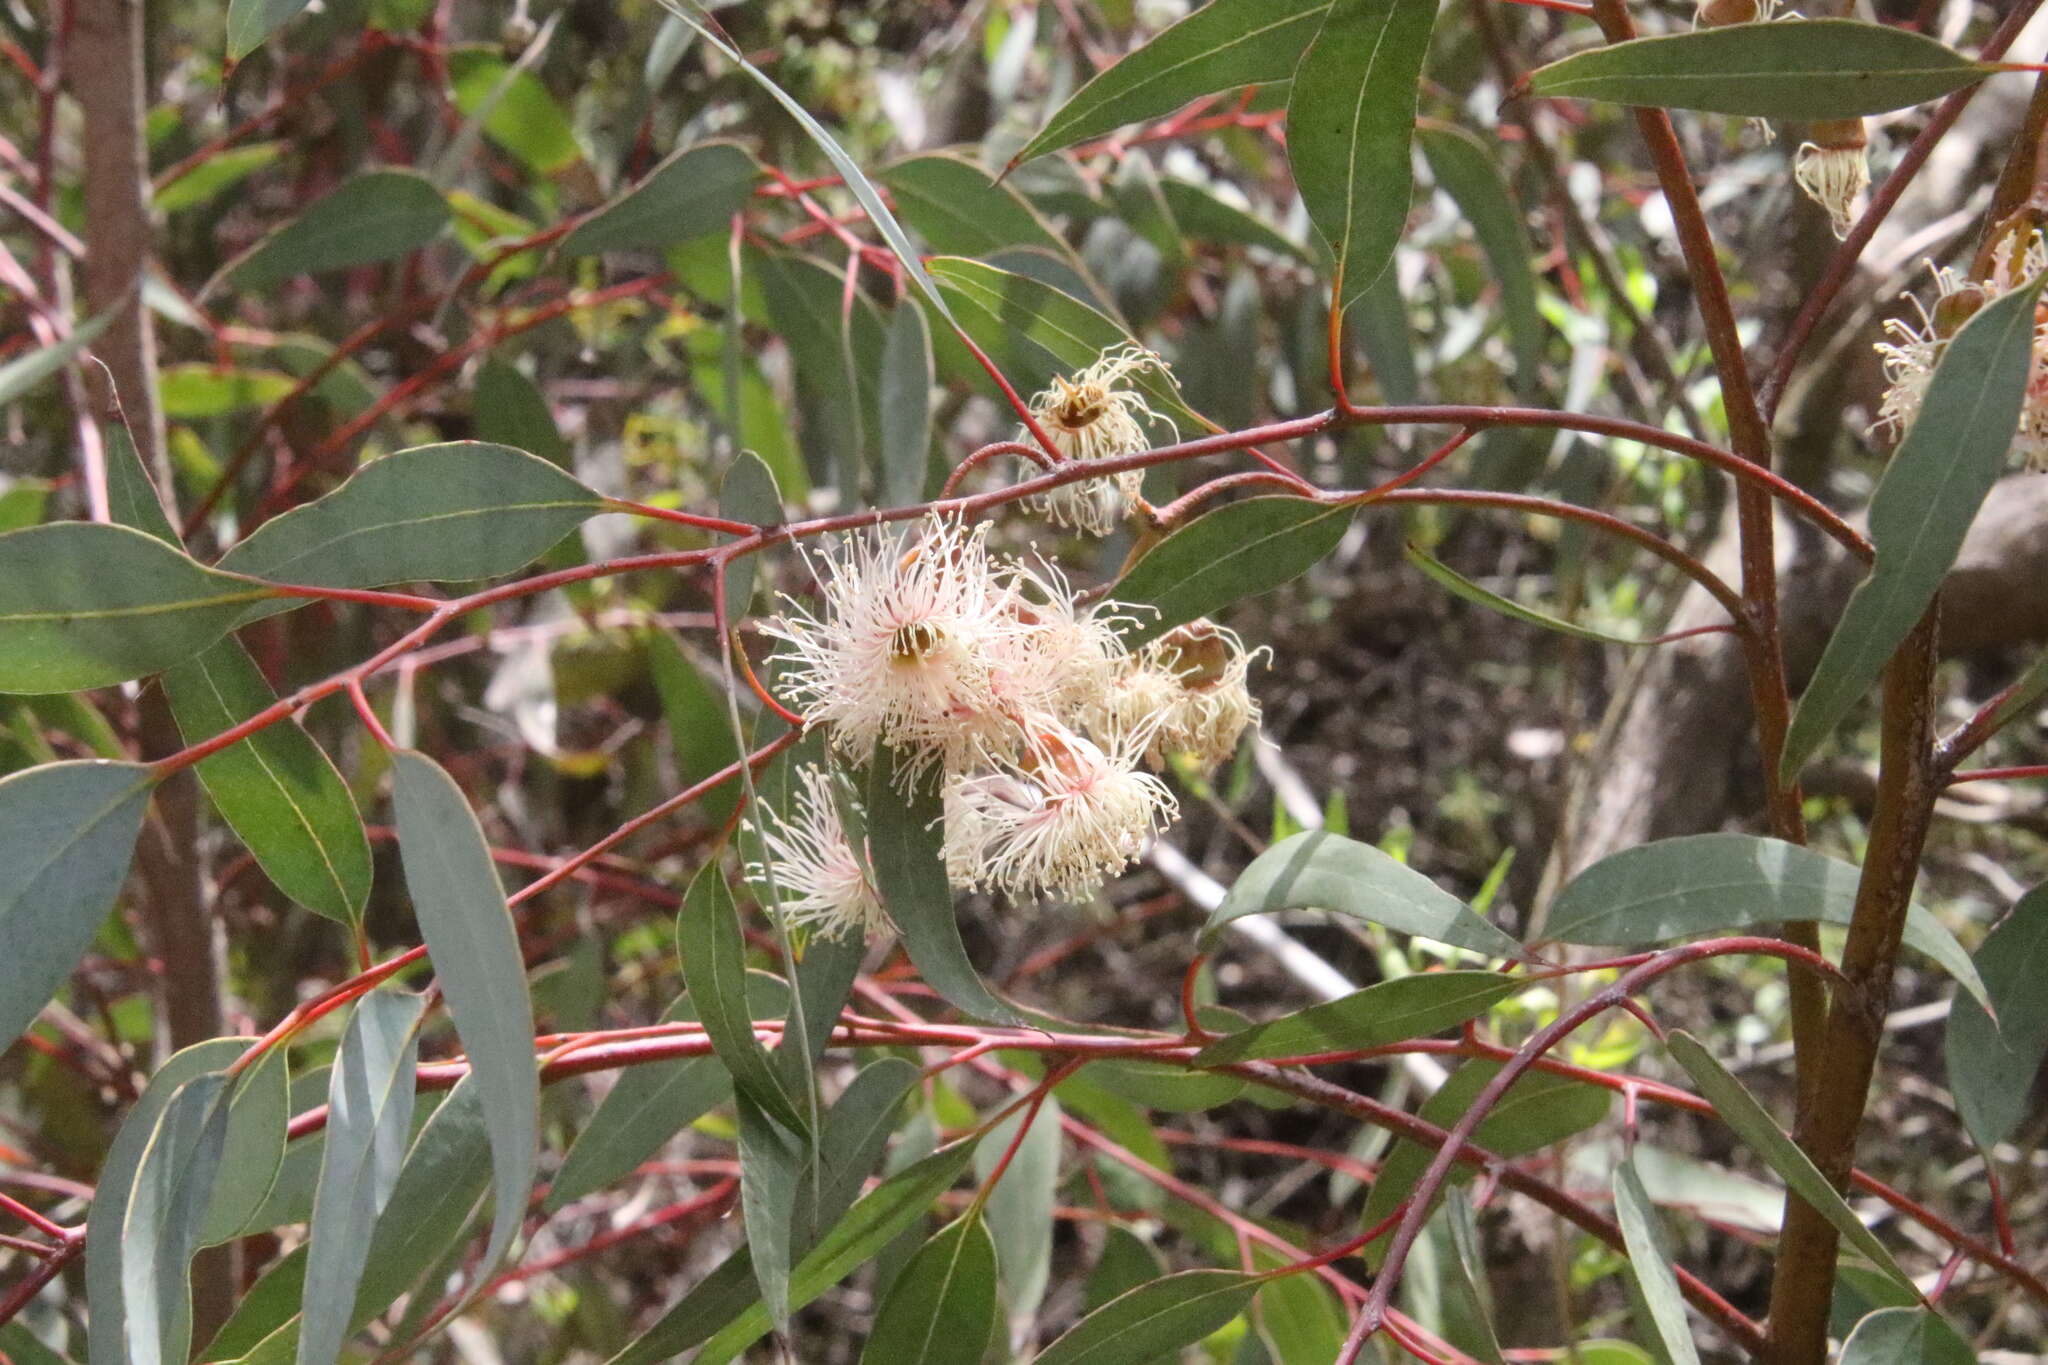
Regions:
[[647, 630, 743, 825], [166, 640, 372, 925], [0, 760, 156, 1049], [1417, 123, 1544, 390], [156, 143, 282, 214], [1944, 881, 2048, 1151], [736, 1093, 808, 1330], [0, 311, 112, 407], [1196, 971, 1521, 1065], [1012, 0, 1329, 164], [753, 247, 886, 496], [1201, 829, 1522, 957], [719, 449, 781, 619], [391, 750, 538, 1282], [1115, 498, 1353, 646], [561, 141, 757, 255], [211, 170, 450, 295], [1287, 0, 1438, 311], [880, 302, 936, 506], [1034, 1269, 1259, 1365], [673, 863, 811, 1133], [298, 990, 425, 1365], [1527, 19, 1988, 121], [1545, 832, 1988, 1009], [1664, 1032, 1913, 1294], [882, 154, 1070, 260], [217, 441, 604, 617], [1406, 543, 1647, 646], [973, 1096, 1062, 1334], [0, 524, 269, 693], [863, 747, 1025, 1025], [121, 1073, 232, 1365], [1785, 278, 2046, 781], [197, 1043, 290, 1246], [860, 1216, 1001, 1365], [1160, 179, 1308, 261], [1613, 1158, 1702, 1365], [473, 357, 569, 468], [1441, 1190, 1509, 1365], [796, 1056, 920, 1244], [353, 1076, 492, 1326], [1838, 1306, 1976, 1364]]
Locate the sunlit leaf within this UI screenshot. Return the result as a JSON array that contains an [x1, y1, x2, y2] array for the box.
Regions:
[[447, 47, 583, 176], [1034, 1269, 1259, 1365], [1406, 543, 1647, 646], [1196, 971, 1521, 1065], [226, 0, 312, 58], [1613, 1157, 1702, 1365]]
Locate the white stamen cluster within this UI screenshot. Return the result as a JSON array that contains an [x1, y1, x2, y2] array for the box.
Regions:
[[1022, 346, 1179, 536], [759, 509, 1264, 932], [1876, 230, 2048, 469], [1793, 141, 1869, 239]]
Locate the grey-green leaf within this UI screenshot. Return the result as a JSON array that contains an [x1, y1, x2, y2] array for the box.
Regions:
[[1613, 1157, 1702, 1365], [1545, 832, 1988, 1009], [166, 639, 372, 925], [212, 170, 450, 295], [391, 750, 538, 1281], [104, 421, 180, 544], [0, 760, 155, 1049], [1406, 542, 1648, 646], [198, 1043, 291, 1246], [121, 1072, 232, 1365], [0, 523, 270, 693], [1034, 1269, 1259, 1365], [1784, 278, 2046, 782], [673, 863, 810, 1134], [1944, 881, 2048, 1152], [973, 1096, 1062, 1335], [1417, 123, 1544, 391], [1011, 0, 1329, 165], [735, 1093, 808, 1330], [1838, 1307, 1976, 1365], [561, 141, 757, 256], [1664, 1031, 1914, 1294], [217, 441, 604, 615], [860, 1216, 1001, 1365], [719, 450, 782, 619], [1201, 829, 1522, 957], [1195, 971, 1521, 1065], [1526, 19, 1989, 121], [1115, 498, 1353, 646], [880, 303, 936, 507], [1287, 0, 1438, 310], [226, 0, 313, 58], [883, 154, 1069, 260], [0, 311, 113, 407]]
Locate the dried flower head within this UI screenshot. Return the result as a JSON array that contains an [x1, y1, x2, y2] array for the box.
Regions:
[[1092, 620, 1263, 774], [942, 719, 1175, 902], [1794, 121, 1869, 239], [1024, 346, 1179, 536], [748, 766, 889, 942]]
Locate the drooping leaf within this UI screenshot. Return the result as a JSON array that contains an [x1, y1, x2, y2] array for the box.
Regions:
[[120, 1073, 232, 1365], [217, 442, 604, 613], [1033, 1269, 1259, 1365], [1440, 1190, 1508, 1365], [1416, 123, 1545, 391], [1527, 19, 1989, 121], [735, 1093, 808, 1330], [647, 630, 743, 825], [859, 1216, 1002, 1365], [1115, 498, 1353, 645], [0, 311, 112, 407], [796, 1056, 921, 1244], [353, 1076, 493, 1326], [226, 0, 312, 58], [719, 449, 781, 620], [0, 524, 268, 693], [1159, 179, 1308, 261], [882, 153, 1070, 260], [604, 1250, 762, 1365], [753, 246, 887, 496], [166, 640, 372, 925], [197, 1043, 291, 1246], [880, 302, 937, 506], [1837, 1306, 1976, 1364], [1079, 1058, 1246, 1114], [391, 750, 538, 1281], [1664, 1032, 1914, 1294], [1287, 0, 1438, 310], [1613, 1157, 1703, 1365], [0, 760, 156, 1049], [974, 1096, 1062, 1336], [1406, 542, 1648, 646], [1201, 829, 1522, 957], [1945, 881, 2048, 1152], [1784, 278, 2047, 781], [673, 862, 810, 1133], [863, 747, 1025, 1025], [1196, 971, 1521, 1065], [212, 170, 450, 295], [1012, 0, 1330, 164], [1544, 833, 1989, 1009], [297, 990, 425, 1365], [562, 141, 758, 256]]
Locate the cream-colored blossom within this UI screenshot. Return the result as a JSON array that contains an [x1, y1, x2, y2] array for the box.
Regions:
[[1794, 138, 1868, 240], [748, 766, 889, 942], [1023, 346, 1179, 535], [1091, 620, 1262, 774]]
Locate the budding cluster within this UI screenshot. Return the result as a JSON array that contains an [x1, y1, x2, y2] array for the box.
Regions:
[[755, 512, 1262, 940]]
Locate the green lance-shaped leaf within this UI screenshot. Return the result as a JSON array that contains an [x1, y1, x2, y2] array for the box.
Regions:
[[1201, 829, 1523, 957], [121, 1072, 233, 1365], [1838, 1306, 1977, 1364], [1417, 123, 1545, 392], [217, 441, 606, 619], [864, 746, 1027, 1026], [166, 639, 372, 925], [1613, 1157, 1703, 1365], [209, 170, 450, 296], [753, 246, 887, 497], [1195, 971, 1522, 1065], [0, 760, 156, 1050], [297, 990, 425, 1365], [1784, 277, 2046, 781], [736, 1093, 808, 1331], [882, 153, 1071, 260], [1287, 0, 1438, 311], [0, 310, 112, 407], [353, 1075, 493, 1326], [444, 45, 584, 179], [880, 301, 937, 507], [156, 142, 283, 214], [197, 1042, 291, 1247], [1406, 543, 1649, 646], [1544, 832, 1989, 1009], [673, 863, 812, 1134], [0, 524, 270, 693], [226, 0, 313, 58], [719, 449, 782, 620], [795, 1056, 921, 1244], [1159, 179, 1309, 261], [391, 750, 538, 1282], [104, 421, 180, 544], [1114, 497, 1354, 646], [1664, 1031, 1914, 1294], [1526, 19, 1989, 122], [561, 140, 758, 256], [647, 630, 743, 826], [1945, 880, 2048, 1152], [1012, 0, 1331, 165], [1441, 1189, 1509, 1365], [860, 1215, 1002, 1365], [474, 357, 569, 468], [1034, 1269, 1260, 1365], [974, 1095, 1062, 1335]]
